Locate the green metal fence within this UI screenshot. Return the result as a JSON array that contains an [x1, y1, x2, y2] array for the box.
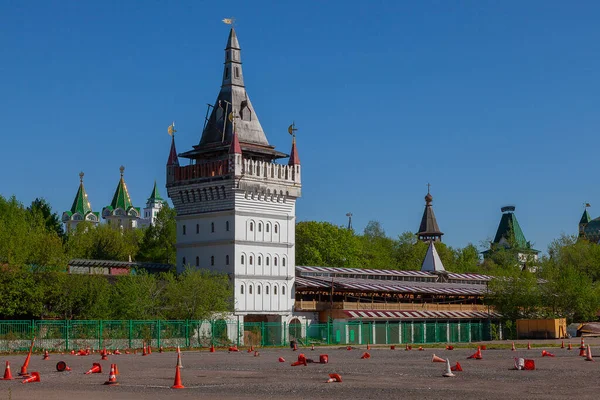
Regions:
[[0, 319, 497, 352]]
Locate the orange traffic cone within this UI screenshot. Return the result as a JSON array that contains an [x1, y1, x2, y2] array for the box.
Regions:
[[451, 361, 463, 372], [85, 363, 102, 375], [114, 364, 120, 375], [125, 349, 130, 354], [278, 357, 285, 362], [446, 345, 454, 350], [177, 352, 183, 369], [210, 344, 215, 353], [70, 350, 75, 355], [418, 346, 424, 351], [360, 352, 371, 359], [527, 342, 531, 350], [291, 354, 307, 367], [467, 347, 482, 360], [579, 347, 587, 357], [568, 343, 572, 350], [326, 373, 342, 383], [142, 343, 148, 356], [56, 361, 71, 372], [404, 344, 410, 351], [114, 349, 121, 355], [481, 345, 487, 350], [432, 354, 446, 363], [347, 346, 352, 351], [171, 365, 184, 389], [541, 350, 555, 357], [561, 340, 565, 349], [511, 342, 516, 351], [366, 343, 371, 351], [585, 345, 594, 361], [293, 343, 298, 351], [148, 345, 152, 355], [580, 337, 585, 349], [101, 351, 108, 360], [19, 352, 32, 376], [1, 361, 14, 380], [21, 372, 40, 384], [43, 350, 49, 360], [104, 364, 119, 385]]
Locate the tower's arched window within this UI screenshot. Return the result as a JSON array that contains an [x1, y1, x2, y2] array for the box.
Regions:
[[274, 286, 278, 295], [249, 256, 253, 265], [266, 286, 269, 295], [182, 257, 186, 265], [266, 257, 270, 266], [240, 285, 244, 294], [235, 67, 240, 78], [250, 222, 254, 231], [258, 256, 262, 266], [226, 221, 230, 231], [274, 224, 278, 234], [258, 223, 262, 232], [183, 225, 186, 235], [249, 285, 253, 295], [282, 258, 286, 267], [225, 67, 229, 79], [274, 257, 278, 267], [196, 224, 199, 234], [282, 286, 286, 295], [266, 224, 270, 233], [241, 255, 245, 264], [226, 255, 230, 265], [257, 285, 261, 295]]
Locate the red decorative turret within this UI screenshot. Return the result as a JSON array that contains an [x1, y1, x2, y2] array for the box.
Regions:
[[288, 136, 300, 166], [229, 131, 242, 155]]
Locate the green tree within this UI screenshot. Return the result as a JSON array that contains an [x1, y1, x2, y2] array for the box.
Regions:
[[360, 221, 396, 269], [111, 271, 167, 319], [487, 268, 543, 321], [137, 205, 177, 264], [393, 232, 428, 270], [163, 268, 232, 320], [296, 221, 363, 268], [28, 197, 65, 240], [66, 223, 142, 261]]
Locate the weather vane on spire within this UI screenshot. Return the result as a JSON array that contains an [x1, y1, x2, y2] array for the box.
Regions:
[[168, 121, 176, 136], [222, 17, 236, 26], [288, 122, 298, 138], [427, 183, 431, 194]]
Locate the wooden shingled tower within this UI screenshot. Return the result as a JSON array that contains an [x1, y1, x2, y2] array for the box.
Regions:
[[417, 186, 444, 243]]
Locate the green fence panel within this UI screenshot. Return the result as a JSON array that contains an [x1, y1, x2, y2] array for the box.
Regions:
[[306, 323, 328, 345], [425, 322, 436, 343], [100, 320, 129, 350], [470, 321, 482, 342], [436, 322, 448, 343], [449, 322, 459, 343], [360, 323, 371, 345], [401, 322, 412, 343], [459, 322, 470, 342], [0, 321, 33, 352], [376, 322, 389, 344], [130, 321, 157, 348], [263, 322, 284, 347], [36, 321, 66, 351], [161, 320, 187, 348], [69, 320, 99, 350], [413, 322, 424, 343]]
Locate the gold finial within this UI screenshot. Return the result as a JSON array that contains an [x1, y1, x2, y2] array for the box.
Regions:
[[288, 122, 298, 144], [222, 17, 235, 26], [120, 165, 125, 177], [229, 111, 239, 134], [79, 171, 84, 183], [168, 121, 176, 136]]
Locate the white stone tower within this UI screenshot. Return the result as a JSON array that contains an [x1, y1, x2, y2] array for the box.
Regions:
[[166, 28, 302, 323], [140, 181, 166, 227]]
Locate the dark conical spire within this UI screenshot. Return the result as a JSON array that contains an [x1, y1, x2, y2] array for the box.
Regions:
[[167, 135, 179, 166], [181, 27, 287, 161], [147, 181, 164, 204], [288, 136, 300, 165], [417, 186, 443, 242]]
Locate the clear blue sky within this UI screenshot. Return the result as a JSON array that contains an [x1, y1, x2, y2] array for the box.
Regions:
[[1, 1, 599, 254]]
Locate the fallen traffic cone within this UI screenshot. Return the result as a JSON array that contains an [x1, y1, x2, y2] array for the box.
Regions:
[[43, 350, 49, 360], [432, 354, 445, 363], [418, 346, 424, 351], [326, 373, 342, 383], [85, 363, 102, 375], [585, 345, 594, 361], [568, 343, 572, 350], [125, 349, 130, 354], [21, 372, 40, 384], [446, 345, 454, 350], [70, 350, 75, 355], [481, 345, 487, 350], [278, 357, 285, 362], [1, 361, 14, 380], [101, 351, 108, 360], [319, 354, 329, 364], [210, 344, 215, 353], [442, 359, 455, 377], [360, 352, 371, 359], [171, 365, 184, 389], [228, 345, 239, 352], [347, 346, 352, 351], [527, 342, 531, 350], [104, 364, 119, 385], [561, 340, 565, 349], [114, 349, 121, 355], [511, 342, 516, 351], [56, 361, 71, 372], [159, 346, 164, 353], [451, 361, 463, 372], [467, 347, 482, 360], [541, 350, 555, 357]]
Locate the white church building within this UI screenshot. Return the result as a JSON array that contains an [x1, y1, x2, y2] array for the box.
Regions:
[[166, 27, 302, 327]]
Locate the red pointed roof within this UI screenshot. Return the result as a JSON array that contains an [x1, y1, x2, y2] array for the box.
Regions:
[[288, 137, 300, 165], [167, 136, 179, 166], [229, 131, 242, 154]]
